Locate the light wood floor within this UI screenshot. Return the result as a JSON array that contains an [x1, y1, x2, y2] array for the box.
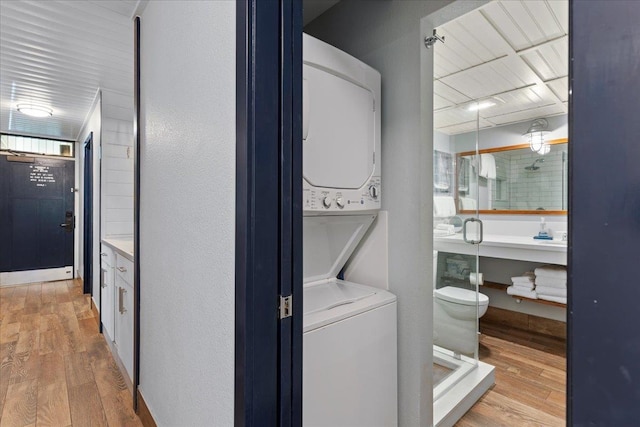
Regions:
[[455, 323, 567, 427], [0, 279, 142, 427], [2, 280, 566, 426]]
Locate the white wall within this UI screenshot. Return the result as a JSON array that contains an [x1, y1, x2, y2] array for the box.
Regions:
[[139, 2, 235, 425], [76, 91, 101, 308], [101, 88, 134, 238], [434, 130, 451, 153], [451, 114, 568, 152]]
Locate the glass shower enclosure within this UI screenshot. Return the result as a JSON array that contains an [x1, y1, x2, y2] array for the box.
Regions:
[[432, 101, 484, 405]]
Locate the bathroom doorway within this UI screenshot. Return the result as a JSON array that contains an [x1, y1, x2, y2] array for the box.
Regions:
[[427, 0, 569, 425]]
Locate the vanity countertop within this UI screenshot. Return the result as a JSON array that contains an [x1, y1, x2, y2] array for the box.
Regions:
[[102, 237, 134, 262], [434, 233, 566, 265]]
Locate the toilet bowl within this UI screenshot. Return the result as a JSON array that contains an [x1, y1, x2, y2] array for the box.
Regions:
[[433, 251, 490, 355], [435, 286, 489, 319], [433, 287, 489, 355]]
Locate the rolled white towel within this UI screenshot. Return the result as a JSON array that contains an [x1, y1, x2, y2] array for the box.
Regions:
[[535, 286, 567, 297], [534, 265, 567, 280], [507, 285, 537, 299], [512, 282, 535, 291], [538, 294, 567, 304], [512, 277, 535, 285], [535, 276, 567, 289]]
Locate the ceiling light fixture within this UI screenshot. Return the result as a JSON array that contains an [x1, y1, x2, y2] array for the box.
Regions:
[[468, 101, 496, 111], [525, 118, 550, 154], [16, 104, 53, 118]]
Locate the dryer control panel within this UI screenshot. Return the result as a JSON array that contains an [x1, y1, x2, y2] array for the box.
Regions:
[[304, 176, 381, 213]]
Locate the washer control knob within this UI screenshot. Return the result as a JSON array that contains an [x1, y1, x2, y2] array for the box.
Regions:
[[336, 197, 345, 208], [369, 185, 379, 199], [322, 196, 332, 208]]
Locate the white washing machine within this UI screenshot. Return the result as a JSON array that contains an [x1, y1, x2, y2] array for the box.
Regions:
[[302, 34, 397, 427], [303, 215, 397, 427]]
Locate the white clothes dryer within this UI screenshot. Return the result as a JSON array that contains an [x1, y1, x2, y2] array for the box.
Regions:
[[303, 34, 381, 214]]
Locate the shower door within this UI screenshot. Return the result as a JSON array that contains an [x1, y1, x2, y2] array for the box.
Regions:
[[432, 100, 482, 399]]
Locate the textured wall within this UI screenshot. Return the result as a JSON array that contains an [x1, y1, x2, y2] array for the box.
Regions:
[[138, 1, 235, 425]]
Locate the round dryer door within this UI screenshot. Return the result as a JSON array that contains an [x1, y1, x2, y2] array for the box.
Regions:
[[303, 64, 375, 190]]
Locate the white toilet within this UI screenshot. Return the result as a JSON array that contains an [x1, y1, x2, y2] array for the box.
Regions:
[[433, 251, 489, 355]]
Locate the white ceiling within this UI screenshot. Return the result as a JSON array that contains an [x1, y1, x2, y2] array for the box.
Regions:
[[0, 0, 137, 141], [434, 0, 568, 135]]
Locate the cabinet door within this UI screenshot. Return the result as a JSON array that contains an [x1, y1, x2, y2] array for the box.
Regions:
[[101, 266, 115, 340], [115, 280, 134, 381]]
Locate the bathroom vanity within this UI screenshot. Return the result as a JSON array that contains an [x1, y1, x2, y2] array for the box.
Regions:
[[434, 233, 566, 266], [100, 237, 135, 388]]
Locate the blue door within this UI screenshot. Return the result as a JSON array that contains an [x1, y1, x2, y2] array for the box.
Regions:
[[0, 154, 75, 282], [569, 0, 640, 424]]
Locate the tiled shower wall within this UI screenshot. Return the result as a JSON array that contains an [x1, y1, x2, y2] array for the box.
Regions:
[[508, 146, 567, 210]]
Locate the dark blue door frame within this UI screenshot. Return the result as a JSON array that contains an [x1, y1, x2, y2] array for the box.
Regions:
[[133, 15, 141, 412], [235, 0, 303, 425], [569, 1, 640, 424], [83, 132, 93, 295]]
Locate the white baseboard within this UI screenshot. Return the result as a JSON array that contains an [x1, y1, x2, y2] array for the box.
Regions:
[[0, 267, 73, 287]]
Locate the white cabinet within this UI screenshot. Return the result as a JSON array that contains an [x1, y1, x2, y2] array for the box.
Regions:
[[114, 254, 134, 382], [100, 245, 115, 341]]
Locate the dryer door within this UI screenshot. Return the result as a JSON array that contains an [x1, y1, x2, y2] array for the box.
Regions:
[[303, 64, 375, 189]]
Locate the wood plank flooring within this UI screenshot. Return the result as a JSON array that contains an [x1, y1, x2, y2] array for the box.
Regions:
[[455, 323, 567, 426], [2, 280, 566, 426], [0, 280, 142, 427]]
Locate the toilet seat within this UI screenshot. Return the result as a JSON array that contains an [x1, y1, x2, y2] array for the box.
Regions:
[[435, 286, 489, 306]]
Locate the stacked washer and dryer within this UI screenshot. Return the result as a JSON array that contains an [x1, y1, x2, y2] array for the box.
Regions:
[[302, 34, 398, 427]]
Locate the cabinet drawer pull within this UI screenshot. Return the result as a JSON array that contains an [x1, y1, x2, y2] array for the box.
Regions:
[[117, 266, 127, 273], [101, 269, 107, 288], [119, 287, 127, 314], [100, 252, 108, 257]]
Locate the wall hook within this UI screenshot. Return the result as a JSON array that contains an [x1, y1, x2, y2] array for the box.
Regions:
[[425, 29, 445, 49]]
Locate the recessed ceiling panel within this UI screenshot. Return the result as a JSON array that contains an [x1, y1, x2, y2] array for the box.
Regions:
[[434, 93, 454, 111], [437, 119, 494, 136], [480, 2, 531, 51], [481, 86, 556, 119], [547, 0, 569, 34], [435, 108, 479, 129], [433, 80, 472, 105], [547, 77, 569, 103], [439, 55, 538, 101], [434, 0, 568, 135], [488, 104, 565, 126]]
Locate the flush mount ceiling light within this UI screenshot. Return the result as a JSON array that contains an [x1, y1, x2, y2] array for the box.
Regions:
[[16, 104, 53, 118], [525, 118, 550, 154], [468, 101, 496, 111]]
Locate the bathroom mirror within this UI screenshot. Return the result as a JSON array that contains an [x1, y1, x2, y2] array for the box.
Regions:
[[456, 138, 568, 214]]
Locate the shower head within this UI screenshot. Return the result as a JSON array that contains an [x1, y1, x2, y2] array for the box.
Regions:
[[525, 158, 545, 171]]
